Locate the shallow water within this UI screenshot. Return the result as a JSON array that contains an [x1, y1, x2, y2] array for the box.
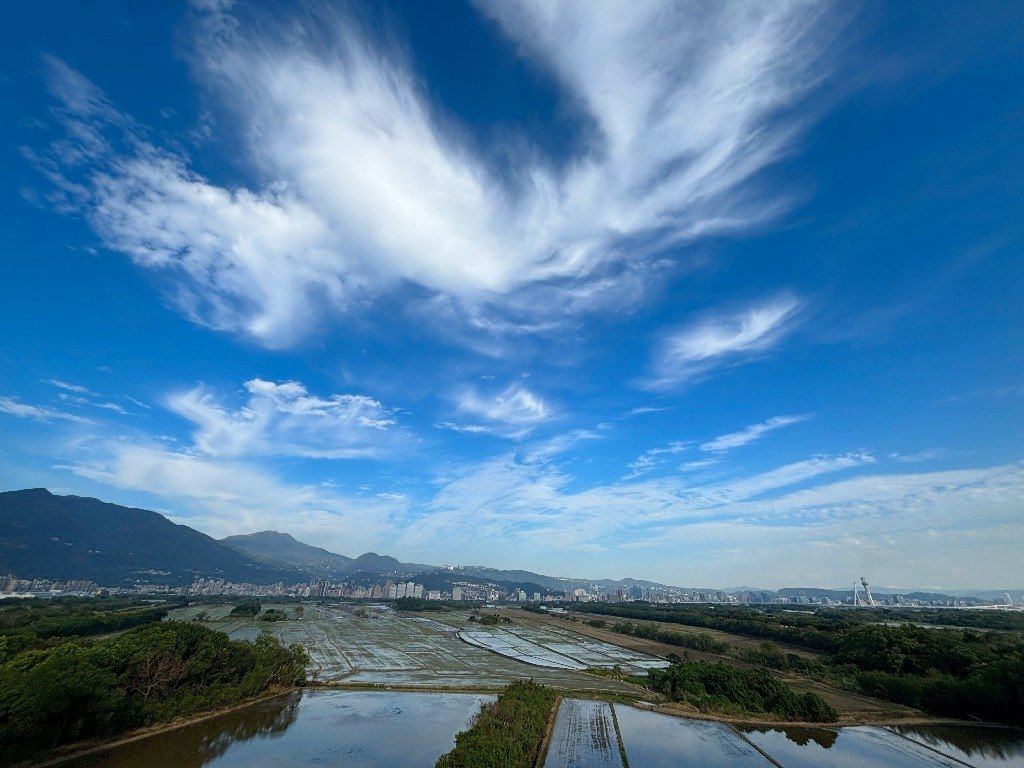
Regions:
[[53, 689, 1024, 768], [888, 724, 1024, 767], [614, 705, 774, 767], [58, 690, 491, 768], [739, 724, 973, 767]]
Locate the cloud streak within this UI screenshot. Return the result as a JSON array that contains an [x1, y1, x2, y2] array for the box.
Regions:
[[0, 396, 95, 425], [645, 294, 803, 389], [700, 414, 810, 453], [168, 378, 399, 459]]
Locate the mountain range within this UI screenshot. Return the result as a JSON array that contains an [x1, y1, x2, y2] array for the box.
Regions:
[[2, 489, 1019, 600], [0, 489, 576, 591]]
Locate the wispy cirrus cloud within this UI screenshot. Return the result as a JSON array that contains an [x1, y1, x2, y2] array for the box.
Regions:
[[890, 448, 947, 463], [700, 414, 810, 453], [168, 378, 399, 459], [453, 383, 552, 439], [44, 379, 91, 394], [644, 294, 804, 389], [0, 395, 95, 425], [625, 440, 690, 478], [33, 1, 846, 347]]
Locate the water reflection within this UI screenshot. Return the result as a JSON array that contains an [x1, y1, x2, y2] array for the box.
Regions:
[[740, 723, 839, 749], [890, 724, 1024, 767], [738, 725, 966, 767], [58, 690, 490, 768], [61, 692, 301, 768]]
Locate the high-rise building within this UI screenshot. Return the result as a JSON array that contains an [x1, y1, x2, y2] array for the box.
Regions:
[[452, 585, 462, 601]]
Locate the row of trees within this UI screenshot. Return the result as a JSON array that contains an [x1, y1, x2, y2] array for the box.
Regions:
[[597, 619, 731, 655]]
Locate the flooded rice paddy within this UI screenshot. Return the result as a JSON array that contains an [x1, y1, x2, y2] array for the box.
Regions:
[[54, 691, 1024, 768], [167, 604, 652, 693], [614, 704, 773, 767], [736, 723, 1024, 768], [541, 699, 1024, 768], [57, 690, 491, 768], [459, 622, 669, 673]]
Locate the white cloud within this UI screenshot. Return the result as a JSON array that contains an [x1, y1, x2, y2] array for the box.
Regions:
[[49, 424, 1024, 587], [44, 379, 92, 394], [435, 422, 492, 435], [625, 441, 690, 478], [168, 378, 398, 459], [625, 406, 670, 417], [890, 448, 947, 463], [646, 295, 803, 389], [523, 428, 605, 464], [700, 414, 810, 453], [455, 383, 552, 438], [64, 442, 406, 554], [0, 396, 95, 425], [36, 1, 846, 346], [678, 458, 721, 472]]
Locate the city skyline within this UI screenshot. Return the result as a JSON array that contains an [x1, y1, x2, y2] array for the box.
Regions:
[[1, 1, 1023, 589]]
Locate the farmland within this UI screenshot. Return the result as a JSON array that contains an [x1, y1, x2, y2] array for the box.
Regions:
[[167, 604, 650, 694]]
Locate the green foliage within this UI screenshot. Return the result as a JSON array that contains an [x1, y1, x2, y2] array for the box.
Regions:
[[610, 619, 730, 654], [259, 609, 289, 622], [0, 621, 307, 766], [435, 680, 557, 768], [647, 661, 838, 722], [229, 600, 262, 617], [0, 597, 171, 662], [574, 602, 1024, 725]]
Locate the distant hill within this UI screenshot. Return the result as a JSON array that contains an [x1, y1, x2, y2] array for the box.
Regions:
[[219, 533, 435, 577], [0, 488, 305, 586], [221, 531, 353, 570]]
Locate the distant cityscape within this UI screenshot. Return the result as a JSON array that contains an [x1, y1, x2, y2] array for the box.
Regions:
[[3, 572, 1020, 609]]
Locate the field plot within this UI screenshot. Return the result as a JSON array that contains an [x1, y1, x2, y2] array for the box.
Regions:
[[614, 705, 773, 767], [739, 725, 967, 768], [888, 724, 1024, 768], [61, 690, 491, 768], [167, 605, 642, 694], [543, 699, 624, 768], [457, 621, 668, 673]]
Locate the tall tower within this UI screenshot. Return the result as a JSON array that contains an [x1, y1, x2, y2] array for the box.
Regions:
[[853, 580, 860, 607], [860, 577, 875, 607]]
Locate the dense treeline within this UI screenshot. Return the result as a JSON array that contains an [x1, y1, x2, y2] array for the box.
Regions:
[[435, 680, 557, 768], [607, 620, 730, 654], [0, 621, 308, 766], [573, 603, 1024, 725], [648, 660, 838, 722], [0, 597, 175, 662]]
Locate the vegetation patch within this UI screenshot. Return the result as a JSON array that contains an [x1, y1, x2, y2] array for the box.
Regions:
[[229, 600, 262, 617], [574, 603, 1024, 725], [435, 680, 557, 768], [260, 608, 290, 622], [0, 621, 308, 766], [648, 659, 838, 722]]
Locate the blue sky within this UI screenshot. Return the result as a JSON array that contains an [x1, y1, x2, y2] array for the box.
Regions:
[[1, 1, 1022, 589]]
